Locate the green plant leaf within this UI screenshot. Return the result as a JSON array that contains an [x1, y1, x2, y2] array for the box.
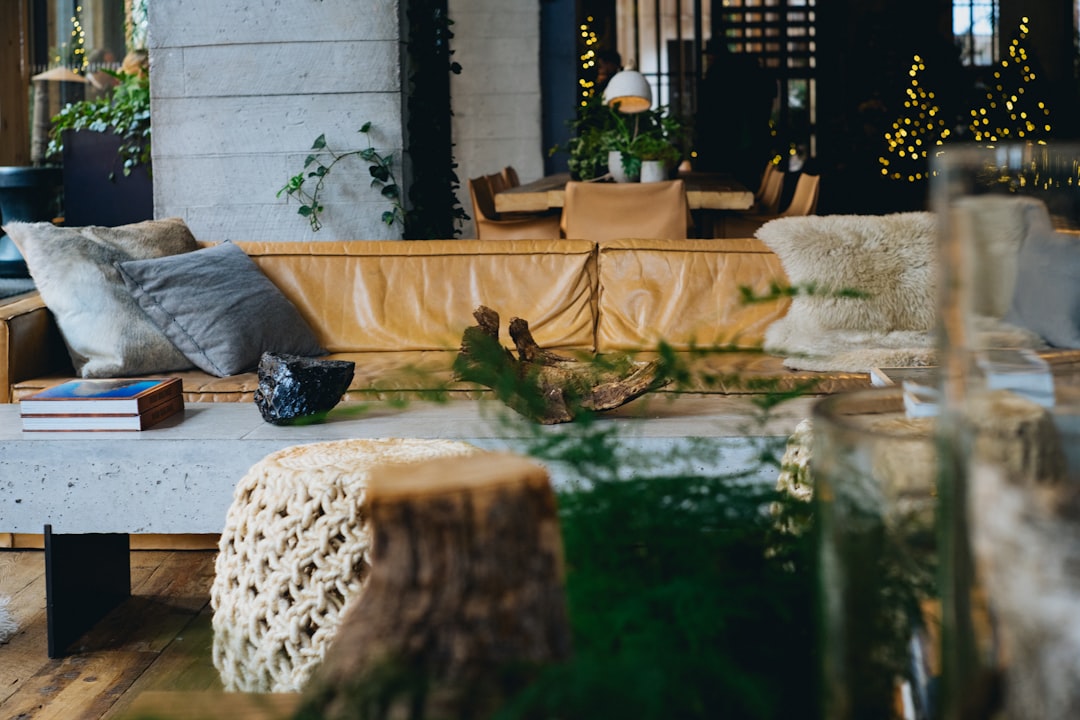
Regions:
[[382, 211, 396, 225], [298, 205, 313, 217], [359, 121, 372, 133], [311, 134, 326, 150], [381, 184, 399, 199], [370, 165, 390, 182]]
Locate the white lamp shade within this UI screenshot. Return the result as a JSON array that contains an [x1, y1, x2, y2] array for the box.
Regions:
[[603, 70, 653, 113]]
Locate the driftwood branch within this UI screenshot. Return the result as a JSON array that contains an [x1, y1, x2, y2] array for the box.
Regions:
[[454, 305, 670, 424]]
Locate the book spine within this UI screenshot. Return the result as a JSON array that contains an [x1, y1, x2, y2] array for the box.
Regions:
[[137, 393, 185, 430], [136, 378, 183, 413]]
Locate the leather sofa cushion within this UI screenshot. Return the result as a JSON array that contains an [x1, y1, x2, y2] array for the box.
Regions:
[[596, 238, 790, 352], [230, 239, 598, 353]]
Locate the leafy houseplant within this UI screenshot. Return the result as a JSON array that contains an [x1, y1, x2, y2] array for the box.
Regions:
[[47, 66, 151, 178], [557, 98, 685, 181]]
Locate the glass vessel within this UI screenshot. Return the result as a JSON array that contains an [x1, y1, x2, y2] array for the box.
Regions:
[[931, 143, 1080, 719], [813, 386, 941, 720]]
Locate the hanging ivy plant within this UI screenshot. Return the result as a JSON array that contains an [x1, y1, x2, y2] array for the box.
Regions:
[[277, 123, 405, 233], [404, 0, 469, 239], [279, 0, 468, 239]]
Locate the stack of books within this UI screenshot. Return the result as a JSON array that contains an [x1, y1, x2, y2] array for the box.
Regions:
[[20, 377, 184, 431]]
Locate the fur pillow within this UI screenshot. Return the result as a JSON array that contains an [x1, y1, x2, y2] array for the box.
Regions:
[[757, 209, 1046, 373], [757, 212, 938, 371], [3, 218, 198, 377]]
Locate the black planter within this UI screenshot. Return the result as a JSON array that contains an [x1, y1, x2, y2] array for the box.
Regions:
[[0, 166, 63, 278], [62, 130, 153, 227]]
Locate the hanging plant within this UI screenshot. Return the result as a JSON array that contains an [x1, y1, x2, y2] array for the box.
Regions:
[[278, 0, 468, 239], [277, 123, 404, 233]]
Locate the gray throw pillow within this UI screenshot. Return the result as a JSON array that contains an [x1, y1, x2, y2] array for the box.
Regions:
[[2, 218, 199, 377], [1005, 229, 1080, 349], [115, 241, 325, 376]]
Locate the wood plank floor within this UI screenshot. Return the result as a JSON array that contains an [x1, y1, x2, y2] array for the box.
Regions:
[[0, 549, 222, 720]]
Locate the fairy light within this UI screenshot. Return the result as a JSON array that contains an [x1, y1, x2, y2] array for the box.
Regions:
[[879, 55, 951, 182], [968, 17, 1051, 143], [55, 6, 88, 71], [72, 6, 87, 71], [578, 16, 600, 105]]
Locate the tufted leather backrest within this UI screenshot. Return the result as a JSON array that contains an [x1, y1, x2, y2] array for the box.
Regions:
[[230, 239, 599, 353]]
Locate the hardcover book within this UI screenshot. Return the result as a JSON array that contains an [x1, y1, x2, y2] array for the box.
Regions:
[[21, 391, 185, 431], [19, 377, 182, 415]]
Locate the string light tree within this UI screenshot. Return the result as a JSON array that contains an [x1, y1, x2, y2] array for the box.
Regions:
[[578, 16, 601, 104], [878, 54, 952, 185], [968, 16, 1052, 144]]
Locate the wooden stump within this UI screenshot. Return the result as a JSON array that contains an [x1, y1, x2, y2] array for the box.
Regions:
[[454, 305, 670, 424], [297, 452, 571, 720]]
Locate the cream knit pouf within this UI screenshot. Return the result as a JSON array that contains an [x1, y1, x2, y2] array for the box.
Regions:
[[210, 437, 481, 693]]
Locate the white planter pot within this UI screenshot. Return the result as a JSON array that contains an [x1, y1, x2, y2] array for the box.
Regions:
[[640, 160, 667, 183], [608, 151, 638, 183]]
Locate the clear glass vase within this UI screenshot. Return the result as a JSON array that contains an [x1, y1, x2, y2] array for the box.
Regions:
[[931, 143, 1080, 719], [813, 386, 941, 720]]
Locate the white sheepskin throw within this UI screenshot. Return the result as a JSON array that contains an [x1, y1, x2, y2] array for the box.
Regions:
[[757, 212, 938, 372], [757, 209, 1045, 373]]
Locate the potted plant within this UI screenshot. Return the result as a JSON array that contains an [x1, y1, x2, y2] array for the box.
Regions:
[[47, 52, 153, 226], [557, 100, 685, 183]]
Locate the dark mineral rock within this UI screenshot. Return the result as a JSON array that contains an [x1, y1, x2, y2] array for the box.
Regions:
[[254, 352, 356, 425]]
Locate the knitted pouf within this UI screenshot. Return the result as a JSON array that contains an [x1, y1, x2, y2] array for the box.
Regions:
[[211, 437, 480, 692]]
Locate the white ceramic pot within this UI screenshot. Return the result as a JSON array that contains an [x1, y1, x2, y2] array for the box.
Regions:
[[608, 151, 638, 183], [640, 160, 667, 183]]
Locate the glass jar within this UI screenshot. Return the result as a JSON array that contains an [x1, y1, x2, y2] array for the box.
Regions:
[[931, 143, 1080, 719], [813, 387, 941, 720]]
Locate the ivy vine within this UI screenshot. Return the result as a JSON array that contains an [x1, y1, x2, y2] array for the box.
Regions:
[[280, 0, 468, 239], [277, 122, 404, 233]]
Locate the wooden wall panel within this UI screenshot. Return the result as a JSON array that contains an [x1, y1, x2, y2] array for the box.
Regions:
[[0, 0, 31, 166]]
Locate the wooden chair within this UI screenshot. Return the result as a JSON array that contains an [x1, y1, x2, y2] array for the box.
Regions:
[[756, 166, 785, 214], [776, 172, 820, 217], [754, 162, 778, 204], [560, 179, 690, 242], [501, 166, 521, 188], [719, 172, 820, 238], [467, 176, 560, 240], [484, 171, 509, 194]]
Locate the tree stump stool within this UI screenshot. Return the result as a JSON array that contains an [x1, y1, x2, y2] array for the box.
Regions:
[[300, 452, 572, 720], [210, 438, 481, 692]]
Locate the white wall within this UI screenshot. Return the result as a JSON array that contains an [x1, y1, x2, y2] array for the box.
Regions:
[[148, 0, 545, 242], [449, 0, 546, 239], [149, 0, 404, 241]]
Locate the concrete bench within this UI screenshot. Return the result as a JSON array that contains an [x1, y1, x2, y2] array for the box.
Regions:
[[1, 395, 815, 656]]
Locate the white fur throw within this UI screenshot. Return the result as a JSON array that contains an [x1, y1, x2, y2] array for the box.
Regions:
[[757, 212, 939, 372], [757, 209, 1045, 373]]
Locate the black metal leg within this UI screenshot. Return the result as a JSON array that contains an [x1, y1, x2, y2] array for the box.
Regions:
[[44, 524, 130, 658]]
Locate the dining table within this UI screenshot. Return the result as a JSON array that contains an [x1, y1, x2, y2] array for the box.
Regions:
[[493, 171, 755, 214]]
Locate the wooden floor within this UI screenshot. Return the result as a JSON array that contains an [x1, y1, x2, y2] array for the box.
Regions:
[[0, 548, 222, 720]]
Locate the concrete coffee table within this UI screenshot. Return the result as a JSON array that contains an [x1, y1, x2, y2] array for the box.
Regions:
[[0, 395, 813, 656]]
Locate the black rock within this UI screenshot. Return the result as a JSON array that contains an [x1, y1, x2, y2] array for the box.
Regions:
[[253, 352, 356, 425]]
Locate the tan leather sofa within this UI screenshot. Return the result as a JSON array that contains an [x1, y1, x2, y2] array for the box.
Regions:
[[0, 238, 870, 404]]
